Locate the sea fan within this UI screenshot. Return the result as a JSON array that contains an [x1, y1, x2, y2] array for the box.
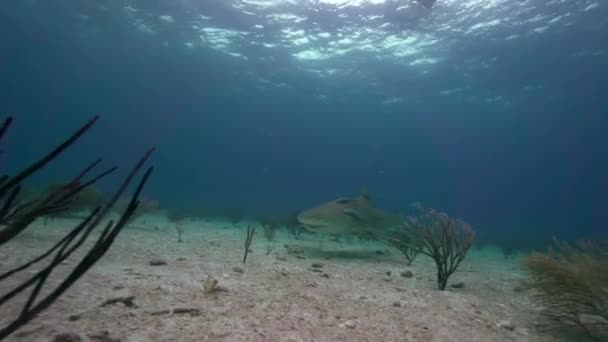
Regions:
[[524, 239, 608, 341]]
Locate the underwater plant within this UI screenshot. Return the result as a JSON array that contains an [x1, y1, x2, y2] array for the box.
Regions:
[[117, 195, 160, 224], [388, 229, 420, 266], [288, 224, 304, 240], [403, 202, 475, 290], [41, 184, 105, 224], [523, 239, 608, 341], [242, 224, 255, 263], [46, 183, 105, 213], [260, 215, 287, 254], [268, 211, 303, 240], [0, 116, 154, 339], [261, 220, 277, 255], [167, 211, 187, 243]]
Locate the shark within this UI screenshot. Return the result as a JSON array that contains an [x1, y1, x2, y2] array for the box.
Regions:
[[297, 191, 403, 236]]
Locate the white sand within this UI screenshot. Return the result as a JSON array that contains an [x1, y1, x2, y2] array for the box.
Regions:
[[0, 215, 556, 342]]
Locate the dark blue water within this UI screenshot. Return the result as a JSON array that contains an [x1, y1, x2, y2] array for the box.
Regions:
[[1, 0, 607, 247]]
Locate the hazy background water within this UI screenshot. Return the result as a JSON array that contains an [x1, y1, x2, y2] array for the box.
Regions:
[[1, 0, 607, 247]]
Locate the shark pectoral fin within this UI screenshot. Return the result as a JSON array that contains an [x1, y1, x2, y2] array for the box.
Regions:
[[300, 225, 312, 232], [343, 208, 363, 221]]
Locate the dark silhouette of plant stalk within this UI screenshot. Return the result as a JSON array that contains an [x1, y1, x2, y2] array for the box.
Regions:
[[242, 224, 255, 263], [0, 116, 154, 339], [388, 228, 421, 266]]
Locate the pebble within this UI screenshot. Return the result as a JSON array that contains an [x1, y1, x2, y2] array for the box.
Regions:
[[339, 320, 357, 329], [513, 285, 525, 292], [285, 337, 304, 342], [400, 270, 414, 278], [209, 329, 231, 338], [68, 314, 81, 321], [52, 332, 86, 342], [451, 281, 465, 289], [497, 320, 515, 331], [149, 259, 167, 266]]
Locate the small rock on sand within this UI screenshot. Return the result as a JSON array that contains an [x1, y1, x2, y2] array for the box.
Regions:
[[451, 281, 465, 289], [149, 259, 167, 266], [400, 270, 413, 278], [497, 320, 515, 331], [339, 320, 357, 329], [52, 332, 88, 342]]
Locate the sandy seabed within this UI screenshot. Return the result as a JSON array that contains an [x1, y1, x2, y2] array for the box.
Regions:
[[0, 215, 556, 342]]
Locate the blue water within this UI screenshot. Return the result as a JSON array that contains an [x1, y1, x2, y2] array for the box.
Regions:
[[1, 0, 607, 248]]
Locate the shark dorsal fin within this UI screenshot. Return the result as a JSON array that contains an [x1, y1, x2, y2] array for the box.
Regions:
[[359, 188, 372, 202]]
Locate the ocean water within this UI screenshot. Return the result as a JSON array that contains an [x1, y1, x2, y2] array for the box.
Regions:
[[0, 1, 607, 339], [1, 1, 607, 244]]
